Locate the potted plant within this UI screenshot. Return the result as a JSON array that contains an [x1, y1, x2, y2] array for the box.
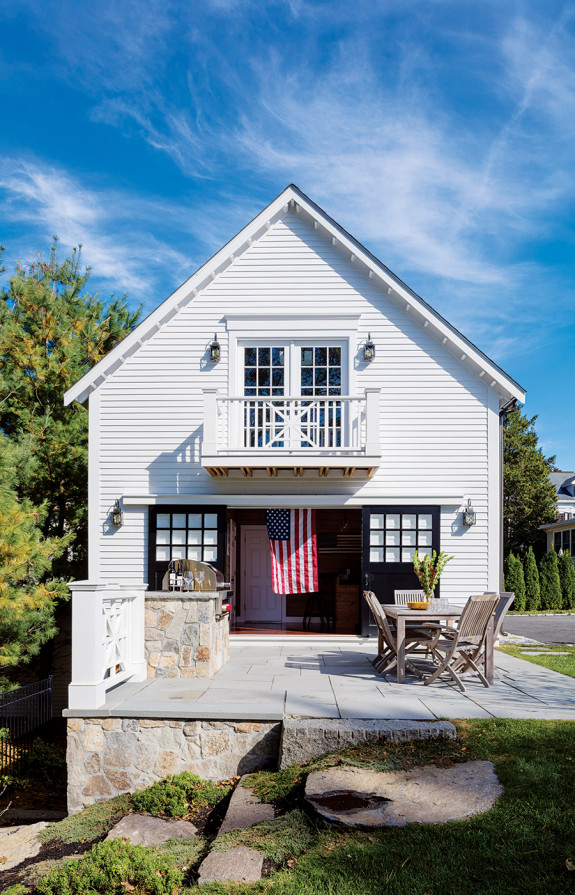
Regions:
[[412, 549, 454, 604]]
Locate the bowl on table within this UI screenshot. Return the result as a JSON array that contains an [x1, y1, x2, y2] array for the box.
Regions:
[[406, 601, 430, 610]]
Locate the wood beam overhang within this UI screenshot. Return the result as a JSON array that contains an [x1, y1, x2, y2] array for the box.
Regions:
[[205, 464, 377, 479]]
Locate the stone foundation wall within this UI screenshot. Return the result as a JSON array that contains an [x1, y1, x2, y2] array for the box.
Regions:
[[67, 718, 281, 814], [144, 593, 230, 679]]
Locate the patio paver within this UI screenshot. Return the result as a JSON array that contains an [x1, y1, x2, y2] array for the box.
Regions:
[[69, 638, 575, 721]]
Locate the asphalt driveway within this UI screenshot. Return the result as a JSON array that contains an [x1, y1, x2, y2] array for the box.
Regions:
[[503, 615, 575, 644]]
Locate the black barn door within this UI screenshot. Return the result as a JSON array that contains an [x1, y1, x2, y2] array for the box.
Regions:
[[361, 505, 440, 636]]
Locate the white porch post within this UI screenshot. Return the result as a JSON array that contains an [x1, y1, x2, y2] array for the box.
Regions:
[[203, 389, 219, 454], [120, 583, 148, 683], [68, 581, 116, 711], [365, 388, 381, 456]]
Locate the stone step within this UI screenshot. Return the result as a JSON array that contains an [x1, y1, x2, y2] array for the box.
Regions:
[[279, 718, 457, 768], [217, 777, 274, 836], [197, 775, 272, 884], [105, 813, 197, 846], [198, 846, 263, 884]]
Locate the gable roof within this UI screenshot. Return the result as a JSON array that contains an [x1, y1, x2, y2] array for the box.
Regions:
[[64, 184, 526, 406]]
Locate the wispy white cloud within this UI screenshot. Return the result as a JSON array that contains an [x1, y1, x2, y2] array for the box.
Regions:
[[0, 159, 192, 301]]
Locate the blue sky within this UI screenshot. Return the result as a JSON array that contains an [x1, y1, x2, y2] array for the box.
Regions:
[[1, 0, 574, 467]]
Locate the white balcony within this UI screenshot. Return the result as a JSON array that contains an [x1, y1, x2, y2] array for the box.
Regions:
[[202, 389, 381, 478]]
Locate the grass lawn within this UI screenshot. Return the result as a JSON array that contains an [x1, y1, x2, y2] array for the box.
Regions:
[[498, 644, 575, 679], [6, 720, 575, 895]]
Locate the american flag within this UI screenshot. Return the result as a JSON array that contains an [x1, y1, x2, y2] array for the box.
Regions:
[[266, 509, 318, 595]]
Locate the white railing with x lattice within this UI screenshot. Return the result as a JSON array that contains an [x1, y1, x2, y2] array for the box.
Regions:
[[68, 582, 147, 710], [220, 395, 368, 453]]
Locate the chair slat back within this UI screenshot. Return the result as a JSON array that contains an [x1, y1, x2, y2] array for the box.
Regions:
[[492, 592, 515, 641], [394, 590, 426, 605], [457, 595, 499, 642], [363, 591, 396, 647]]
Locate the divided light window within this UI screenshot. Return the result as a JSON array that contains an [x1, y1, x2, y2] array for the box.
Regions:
[[148, 506, 227, 591], [155, 512, 219, 564], [244, 347, 285, 397], [301, 346, 341, 396], [368, 512, 433, 564]]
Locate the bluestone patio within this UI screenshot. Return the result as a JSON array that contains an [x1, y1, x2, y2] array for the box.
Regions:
[[66, 637, 575, 722]]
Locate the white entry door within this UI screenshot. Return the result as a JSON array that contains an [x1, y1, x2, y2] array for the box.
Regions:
[[241, 525, 282, 622]]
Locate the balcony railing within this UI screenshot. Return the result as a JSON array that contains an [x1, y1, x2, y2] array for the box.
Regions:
[[227, 396, 365, 451], [202, 389, 381, 473]]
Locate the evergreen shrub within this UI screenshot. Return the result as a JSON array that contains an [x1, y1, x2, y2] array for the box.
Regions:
[[524, 546, 541, 610], [504, 553, 525, 612], [131, 771, 231, 818], [35, 838, 183, 895], [539, 550, 562, 610], [558, 550, 575, 610]]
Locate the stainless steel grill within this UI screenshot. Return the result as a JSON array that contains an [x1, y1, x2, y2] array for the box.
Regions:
[[162, 559, 231, 595]]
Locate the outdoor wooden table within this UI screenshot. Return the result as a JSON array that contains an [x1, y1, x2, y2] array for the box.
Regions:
[[383, 603, 494, 685]]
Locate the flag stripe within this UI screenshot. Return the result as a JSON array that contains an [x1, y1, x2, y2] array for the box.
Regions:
[[266, 508, 317, 594]]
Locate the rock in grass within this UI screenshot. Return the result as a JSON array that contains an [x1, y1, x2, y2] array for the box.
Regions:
[[305, 761, 502, 827], [218, 778, 274, 836], [0, 821, 49, 871], [105, 813, 197, 846], [198, 845, 263, 884]]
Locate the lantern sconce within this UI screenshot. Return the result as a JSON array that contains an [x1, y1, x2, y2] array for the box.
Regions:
[[462, 499, 476, 528], [363, 333, 376, 362], [209, 333, 221, 363], [111, 499, 123, 527]]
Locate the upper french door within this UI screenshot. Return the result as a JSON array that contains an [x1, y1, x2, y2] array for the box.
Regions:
[[361, 505, 440, 636], [240, 341, 347, 449]]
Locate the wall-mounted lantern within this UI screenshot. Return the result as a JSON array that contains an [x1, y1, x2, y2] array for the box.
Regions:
[[209, 333, 221, 363], [363, 333, 376, 362], [462, 499, 476, 527], [111, 499, 123, 527]]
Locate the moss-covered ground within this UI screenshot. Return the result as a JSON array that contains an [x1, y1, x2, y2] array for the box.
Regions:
[[3, 720, 575, 895]]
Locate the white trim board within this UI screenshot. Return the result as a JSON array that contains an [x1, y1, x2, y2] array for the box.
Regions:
[[123, 494, 464, 508], [64, 185, 525, 407]]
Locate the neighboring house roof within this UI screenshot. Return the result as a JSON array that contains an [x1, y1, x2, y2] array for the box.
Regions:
[[64, 184, 526, 407], [549, 471, 575, 497]]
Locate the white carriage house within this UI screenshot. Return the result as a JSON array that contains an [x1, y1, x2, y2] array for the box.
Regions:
[[65, 184, 525, 712]]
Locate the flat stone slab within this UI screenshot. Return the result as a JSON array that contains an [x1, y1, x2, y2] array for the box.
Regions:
[[198, 846, 263, 884], [105, 813, 197, 846], [280, 718, 456, 768], [218, 777, 274, 835], [0, 821, 48, 871], [305, 761, 502, 827]]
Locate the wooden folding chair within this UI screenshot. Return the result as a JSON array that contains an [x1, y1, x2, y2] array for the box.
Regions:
[[424, 594, 499, 692], [363, 591, 434, 678]]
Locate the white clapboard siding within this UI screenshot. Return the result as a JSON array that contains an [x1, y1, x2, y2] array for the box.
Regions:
[[94, 210, 498, 595]]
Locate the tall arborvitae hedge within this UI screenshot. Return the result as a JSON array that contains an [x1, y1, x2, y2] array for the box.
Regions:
[[539, 550, 562, 610], [558, 550, 575, 610], [504, 553, 526, 612], [523, 546, 541, 611]]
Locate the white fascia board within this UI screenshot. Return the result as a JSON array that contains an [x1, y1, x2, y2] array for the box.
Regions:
[[123, 494, 463, 508], [63, 186, 302, 406]]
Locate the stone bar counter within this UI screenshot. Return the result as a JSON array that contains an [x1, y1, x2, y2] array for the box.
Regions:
[[144, 591, 230, 679]]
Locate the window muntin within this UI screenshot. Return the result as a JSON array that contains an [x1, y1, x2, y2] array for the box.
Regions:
[[155, 512, 219, 563], [300, 346, 341, 397], [369, 512, 433, 564], [244, 346, 285, 397]]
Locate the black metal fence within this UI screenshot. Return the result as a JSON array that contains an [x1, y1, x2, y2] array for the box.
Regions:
[[0, 676, 53, 777]]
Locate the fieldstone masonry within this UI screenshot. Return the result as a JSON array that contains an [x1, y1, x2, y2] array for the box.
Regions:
[[67, 718, 281, 814], [144, 592, 229, 679]]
